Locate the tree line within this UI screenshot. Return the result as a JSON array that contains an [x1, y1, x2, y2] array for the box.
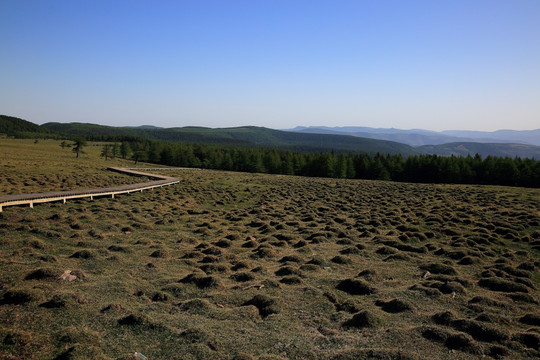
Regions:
[[98, 140, 539, 188]]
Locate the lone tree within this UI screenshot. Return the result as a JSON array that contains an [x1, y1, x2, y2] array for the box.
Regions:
[[132, 149, 148, 165], [100, 144, 112, 160], [112, 143, 120, 159], [120, 141, 131, 159], [72, 137, 86, 158]]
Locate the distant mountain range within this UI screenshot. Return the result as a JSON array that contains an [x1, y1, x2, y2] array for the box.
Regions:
[[286, 126, 540, 146], [1, 115, 539, 159]]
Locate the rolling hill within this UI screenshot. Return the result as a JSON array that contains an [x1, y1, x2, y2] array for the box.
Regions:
[[0, 115, 51, 136], [39, 122, 418, 155]]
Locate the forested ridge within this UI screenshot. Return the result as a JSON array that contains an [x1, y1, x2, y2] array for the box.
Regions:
[[0, 115, 50, 136]]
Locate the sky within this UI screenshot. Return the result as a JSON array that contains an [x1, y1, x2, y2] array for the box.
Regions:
[[1, 0, 539, 131]]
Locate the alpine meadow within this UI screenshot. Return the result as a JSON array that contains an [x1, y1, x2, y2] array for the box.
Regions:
[[2, 1, 540, 359], [0, 134, 539, 359]]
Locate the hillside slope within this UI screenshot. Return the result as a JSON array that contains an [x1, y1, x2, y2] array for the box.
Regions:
[[0, 115, 50, 136], [41, 122, 418, 155]]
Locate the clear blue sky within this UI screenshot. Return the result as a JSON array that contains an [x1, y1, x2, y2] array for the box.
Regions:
[[1, 0, 539, 131]]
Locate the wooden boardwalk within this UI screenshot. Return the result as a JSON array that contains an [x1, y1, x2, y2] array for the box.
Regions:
[[0, 167, 180, 212]]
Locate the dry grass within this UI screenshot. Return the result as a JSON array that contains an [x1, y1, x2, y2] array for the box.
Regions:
[[0, 140, 539, 359], [0, 139, 146, 195]]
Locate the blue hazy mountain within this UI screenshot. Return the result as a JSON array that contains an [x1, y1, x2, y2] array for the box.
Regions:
[[286, 126, 540, 147]]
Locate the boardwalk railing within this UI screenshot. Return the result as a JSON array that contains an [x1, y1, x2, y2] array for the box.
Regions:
[[0, 167, 180, 212]]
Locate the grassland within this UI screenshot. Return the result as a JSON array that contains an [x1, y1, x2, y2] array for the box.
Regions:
[[0, 139, 147, 195], [0, 139, 539, 359]]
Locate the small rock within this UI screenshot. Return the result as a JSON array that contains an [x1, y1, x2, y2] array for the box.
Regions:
[[59, 270, 77, 282]]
